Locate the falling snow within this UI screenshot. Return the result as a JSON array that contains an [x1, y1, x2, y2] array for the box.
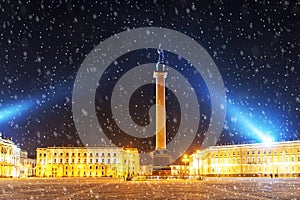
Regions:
[[0, 0, 299, 191]]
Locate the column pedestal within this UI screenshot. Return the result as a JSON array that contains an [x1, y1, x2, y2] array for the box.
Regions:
[[152, 149, 171, 176]]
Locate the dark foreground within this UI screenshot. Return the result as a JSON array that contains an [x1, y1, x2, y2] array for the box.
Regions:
[[0, 177, 299, 199]]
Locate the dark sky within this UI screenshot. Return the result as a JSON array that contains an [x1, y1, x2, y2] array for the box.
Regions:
[[0, 0, 299, 157]]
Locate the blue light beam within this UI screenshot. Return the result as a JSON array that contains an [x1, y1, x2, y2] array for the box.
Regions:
[[0, 101, 34, 123], [227, 99, 277, 144]]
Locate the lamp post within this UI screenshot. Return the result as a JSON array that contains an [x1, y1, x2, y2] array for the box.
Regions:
[[182, 154, 189, 177], [196, 150, 200, 176], [125, 150, 133, 180], [127, 151, 130, 178], [202, 158, 204, 177]]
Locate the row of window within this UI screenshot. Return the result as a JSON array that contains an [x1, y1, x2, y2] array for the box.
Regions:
[[38, 168, 106, 177], [64, 165, 105, 170], [211, 165, 297, 173], [50, 171, 106, 177], [0, 149, 19, 155], [210, 155, 300, 164], [39, 152, 118, 157], [213, 148, 300, 157], [49, 158, 118, 164]]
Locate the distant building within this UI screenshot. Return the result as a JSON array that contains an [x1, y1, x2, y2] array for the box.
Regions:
[[170, 154, 190, 177], [170, 165, 187, 176], [36, 146, 140, 178], [189, 140, 300, 177], [140, 165, 153, 176], [0, 133, 20, 177], [20, 150, 36, 177]]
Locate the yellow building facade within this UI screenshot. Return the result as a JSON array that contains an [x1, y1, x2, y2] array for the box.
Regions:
[[0, 134, 20, 177], [189, 141, 300, 177], [36, 146, 140, 178], [20, 150, 36, 177]]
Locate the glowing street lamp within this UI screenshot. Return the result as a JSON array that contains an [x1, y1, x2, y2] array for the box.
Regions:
[[196, 150, 201, 176], [182, 154, 189, 176]]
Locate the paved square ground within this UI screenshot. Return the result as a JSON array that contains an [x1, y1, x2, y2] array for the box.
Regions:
[[0, 177, 299, 199]]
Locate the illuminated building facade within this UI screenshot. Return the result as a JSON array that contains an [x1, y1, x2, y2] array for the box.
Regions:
[[170, 165, 188, 176], [0, 133, 20, 178], [36, 146, 140, 178], [20, 150, 36, 177], [189, 141, 300, 177]]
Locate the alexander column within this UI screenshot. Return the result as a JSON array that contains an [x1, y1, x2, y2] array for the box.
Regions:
[[153, 46, 171, 174]]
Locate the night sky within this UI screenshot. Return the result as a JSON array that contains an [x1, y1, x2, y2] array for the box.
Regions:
[[0, 0, 299, 158]]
